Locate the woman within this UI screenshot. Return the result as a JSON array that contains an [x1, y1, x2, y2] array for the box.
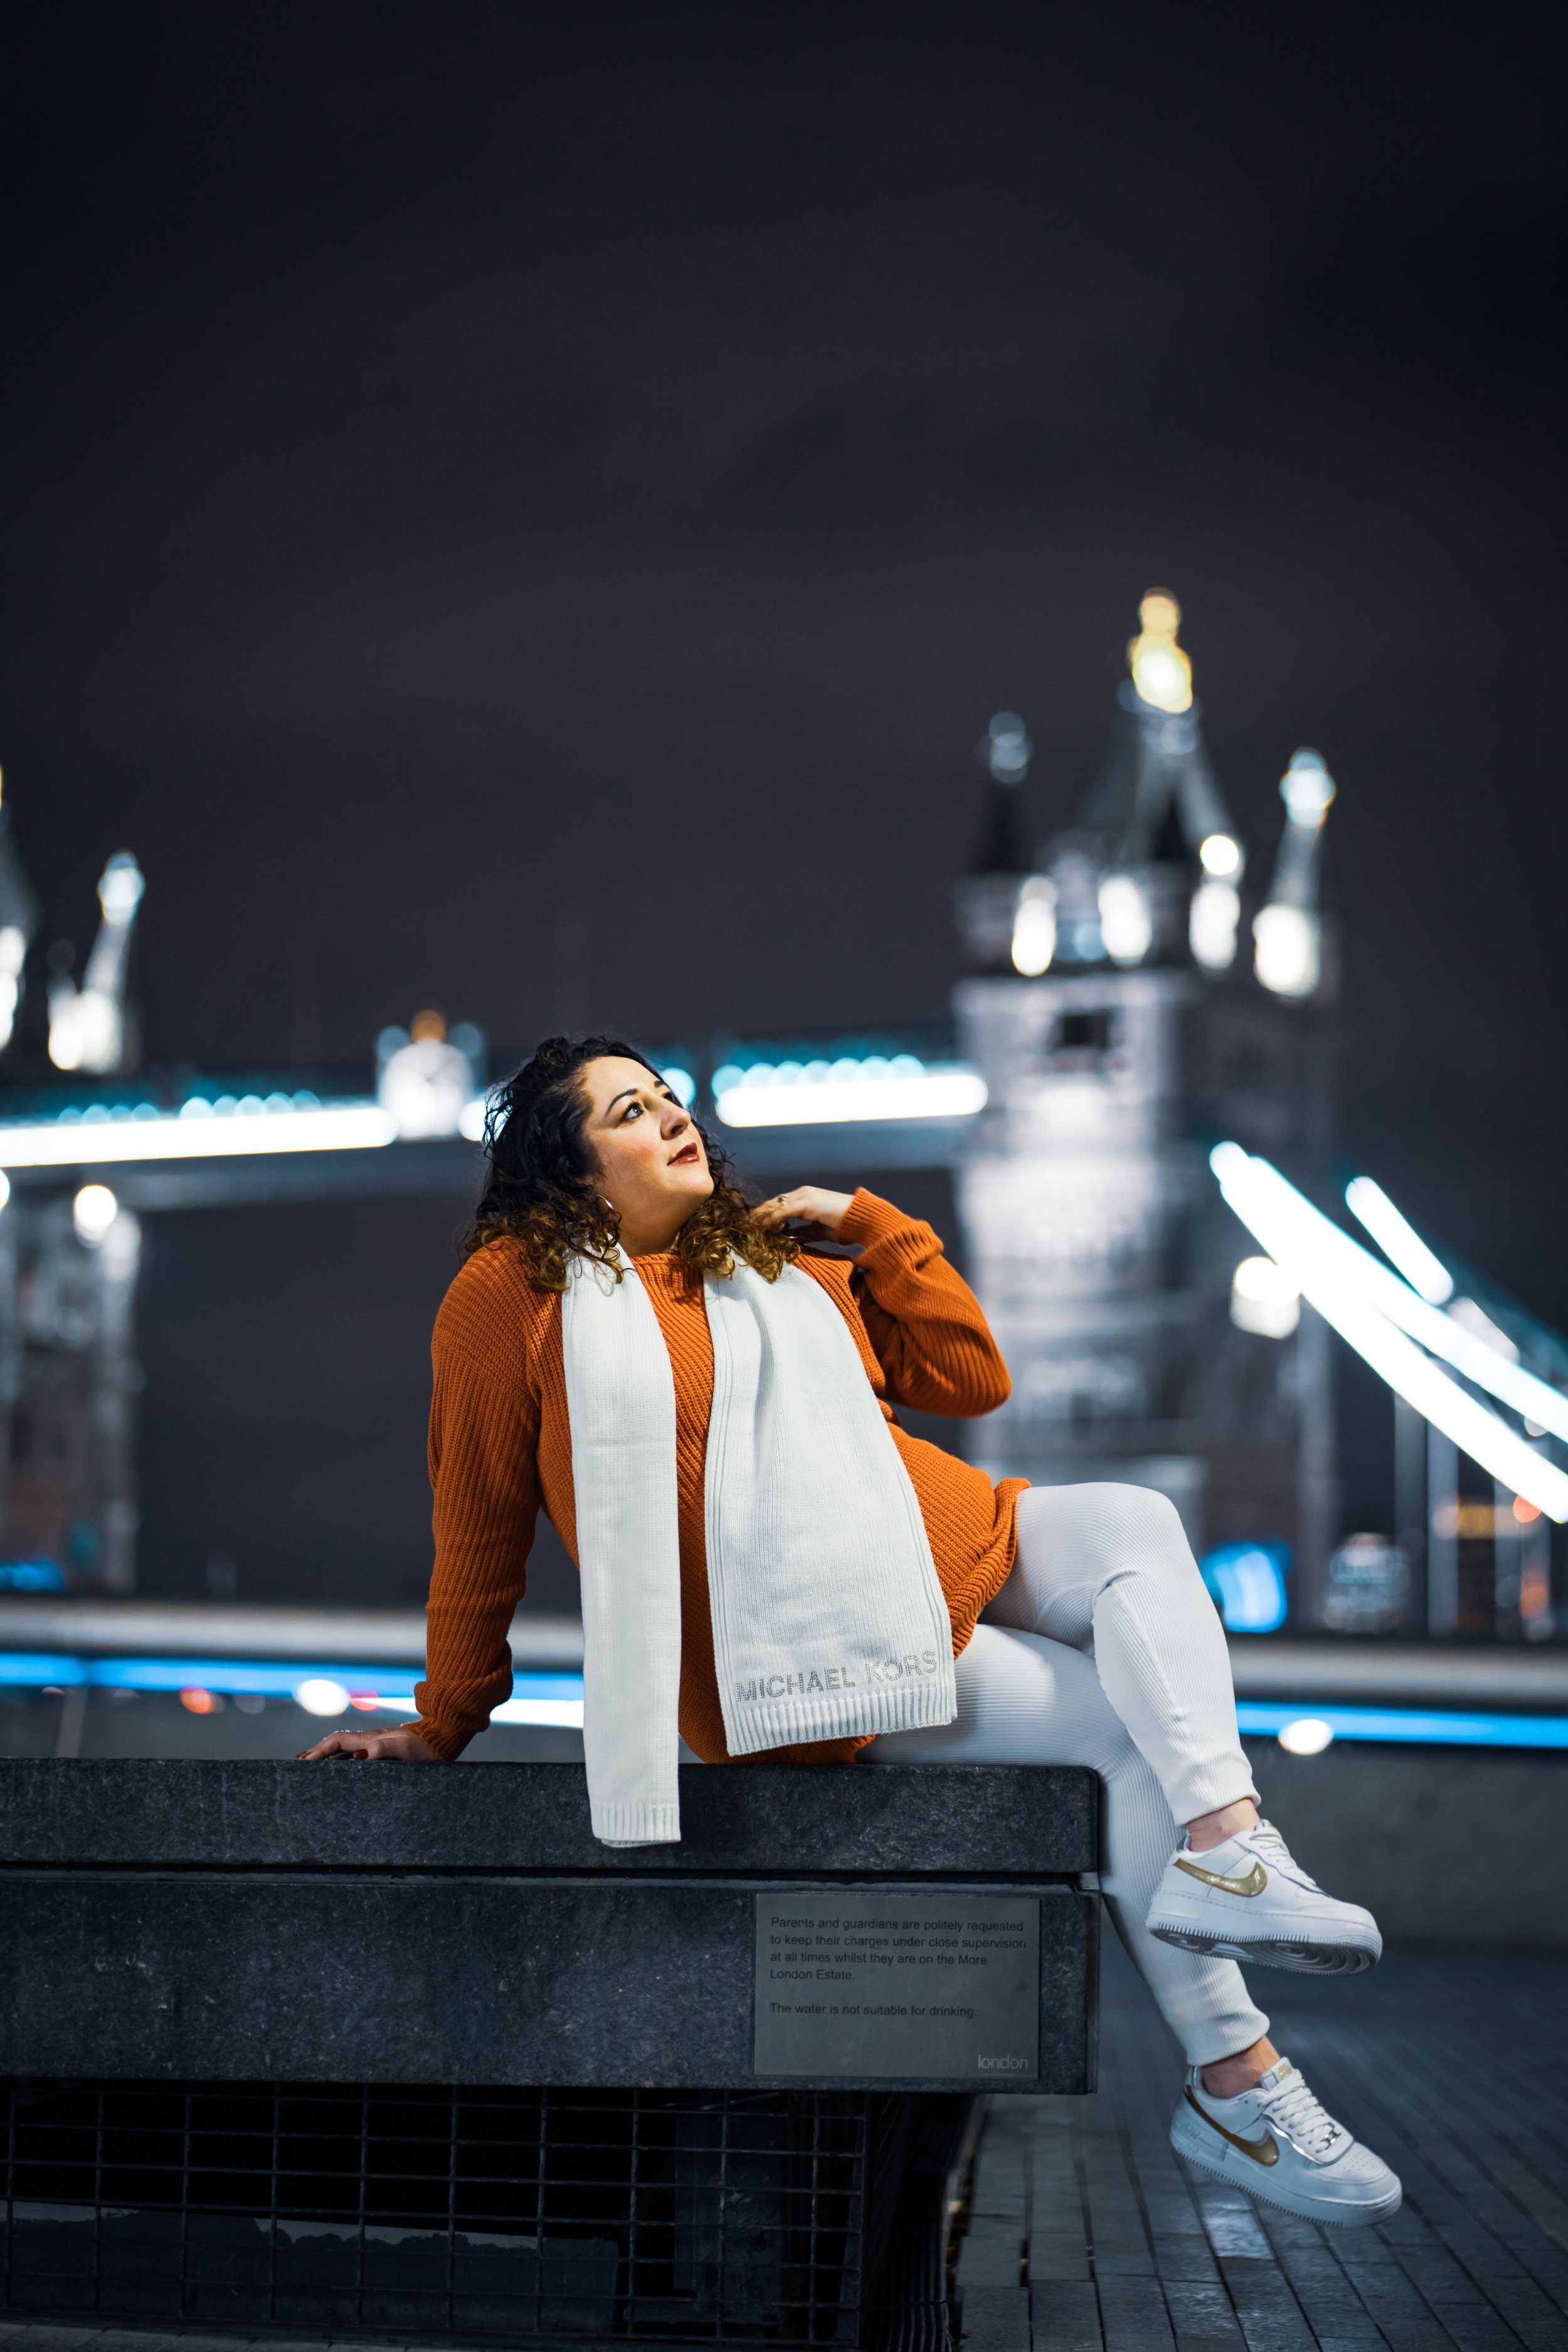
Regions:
[[304, 1034, 1399, 2229]]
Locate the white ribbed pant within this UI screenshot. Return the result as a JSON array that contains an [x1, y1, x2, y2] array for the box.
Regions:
[[865, 1483, 1271, 2066]]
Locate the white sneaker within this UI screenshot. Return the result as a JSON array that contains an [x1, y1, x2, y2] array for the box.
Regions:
[[1170, 2057, 1401, 2228], [1146, 1819, 1382, 1974]]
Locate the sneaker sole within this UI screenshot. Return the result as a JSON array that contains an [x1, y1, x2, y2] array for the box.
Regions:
[[1150, 1925, 1381, 1974], [1170, 2119, 1402, 2228]]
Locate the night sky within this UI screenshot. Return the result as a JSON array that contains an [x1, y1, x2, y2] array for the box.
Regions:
[[1, 8, 1563, 1599]]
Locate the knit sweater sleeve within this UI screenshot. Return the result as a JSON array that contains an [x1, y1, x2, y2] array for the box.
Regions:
[[837, 1188, 1011, 1418], [410, 1248, 545, 1761]]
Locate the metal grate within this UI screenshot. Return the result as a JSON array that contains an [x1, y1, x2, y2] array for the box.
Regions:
[[0, 2077, 869, 2341]]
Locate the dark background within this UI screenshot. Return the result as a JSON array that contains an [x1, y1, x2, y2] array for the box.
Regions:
[[0, 6, 1562, 1601]]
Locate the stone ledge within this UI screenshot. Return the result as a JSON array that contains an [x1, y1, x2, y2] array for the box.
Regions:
[[0, 1757, 1098, 1877]]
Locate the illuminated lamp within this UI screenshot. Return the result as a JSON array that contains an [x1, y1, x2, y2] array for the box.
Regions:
[[1010, 878, 1056, 976], [294, 1677, 351, 1717], [1230, 1256, 1300, 1338], [378, 1012, 473, 1140], [1126, 590, 1194, 714], [1098, 873, 1152, 965], [0, 925, 26, 1052], [1253, 902, 1320, 997], [1199, 1541, 1290, 1633], [1278, 1718, 1334, 1756], [72, 1183, 119, 1244], [1190, 879, 1241, 971]]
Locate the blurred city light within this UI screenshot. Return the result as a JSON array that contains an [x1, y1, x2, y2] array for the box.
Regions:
[[9, 1633, 1564, 1748], [1199, 1541, 1290, 1633], [0, 1098, 396, 1168], [0, 1648, 585, 1727], [714, 1057, 985, 1127], [1448, 1295, 1519, 1362], [979, 711, 1033, 782], [1126, 590, 1193, 712], [659, 1066, 697, 1107], [1212, 1143, 1568, 1517], [1098, 874, 1152, 965], [1217, 1145, 1568, 1442], [1322, 1534, 1409, 1633], [1343, 1175, 1455, 1304], [1279, 748, 1336, 829], [1189, 878, 1241, 971], [492, 1694, 586, 1727], [72, 1183, 119, 1244], [0, 923, 26, 1052], [1234, 1700, 1568, 1751], [1253, 901, 1320, 997], [49, 852, 146, 1073], [0, 1560, 62, 1591], [0, 768, 38, 1052], [1199, 834, 1241, 877], [1254, 751, 1335, 999], [1229, 1254, 1301, 1338], [376, 1012, 476, 1139], [1010, 879, 1057, 977], [295, 1677, 351, 1716], [1278, 1717, 1335, 1755]]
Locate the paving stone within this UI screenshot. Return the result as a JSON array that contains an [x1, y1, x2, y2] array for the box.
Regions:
[[1032, 2280, 1105, 2350], [958, 2225, 1028, 2286], [961, 2286, 1033, 2349], [1002, 1940, 1568, 2352]]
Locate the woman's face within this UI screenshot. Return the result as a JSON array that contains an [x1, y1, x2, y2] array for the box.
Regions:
[[578, 1055, 713, 1249]]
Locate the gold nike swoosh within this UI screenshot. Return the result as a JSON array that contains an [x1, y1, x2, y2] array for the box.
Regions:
[[1184, 2086, 1278, 2166], [1175, 1857, 1268, 1897]]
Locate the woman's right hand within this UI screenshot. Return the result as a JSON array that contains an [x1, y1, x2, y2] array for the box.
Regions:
[[751, 1186, 856, 1239], [297, 1725, 440, 1763]]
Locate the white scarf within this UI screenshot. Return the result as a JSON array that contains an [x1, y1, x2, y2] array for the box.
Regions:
[[561, 1249, 957, 1845]]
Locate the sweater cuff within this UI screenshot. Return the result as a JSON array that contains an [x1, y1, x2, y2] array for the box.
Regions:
[[835, 1188, 916, 1251], [401, 1716, 469, 1762]]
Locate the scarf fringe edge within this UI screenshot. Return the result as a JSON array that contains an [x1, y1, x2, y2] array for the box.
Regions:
[[590, 1799, 682, 1846], [723, 1679, 956, 1757]]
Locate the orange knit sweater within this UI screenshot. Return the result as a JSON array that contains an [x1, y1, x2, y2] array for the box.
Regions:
[[412, 1189, 1027, 1764]]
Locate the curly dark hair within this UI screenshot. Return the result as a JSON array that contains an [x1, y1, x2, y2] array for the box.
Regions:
[[460, 1033, 798, 1291]]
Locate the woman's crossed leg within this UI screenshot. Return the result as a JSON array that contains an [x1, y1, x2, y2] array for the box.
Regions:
[[871, 1618, 1271, 2065], [867, 1481, 1402, 2229]]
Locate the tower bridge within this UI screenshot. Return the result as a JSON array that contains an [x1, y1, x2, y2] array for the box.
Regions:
[[0, 596, 1559, 1658]]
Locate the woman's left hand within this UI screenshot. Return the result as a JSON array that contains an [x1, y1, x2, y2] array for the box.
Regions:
[[752, 1186, 856, 1239], [297, 1726, 440, 1764]]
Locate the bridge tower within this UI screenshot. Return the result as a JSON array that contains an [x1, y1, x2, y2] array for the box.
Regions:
[[952, 594, 1340, 1622]]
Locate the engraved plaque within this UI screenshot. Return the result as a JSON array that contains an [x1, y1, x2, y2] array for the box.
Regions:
[[753, 1893, 1041, 2080]]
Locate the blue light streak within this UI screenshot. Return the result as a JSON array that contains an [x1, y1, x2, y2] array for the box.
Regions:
[[0, 1654, 584, 1708], [2, 1653, 1563, 1749], [1236, 1700, 1568, 1751]]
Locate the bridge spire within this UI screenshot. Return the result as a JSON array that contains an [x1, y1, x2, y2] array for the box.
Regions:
[[1254, 750, 1335, 998]]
